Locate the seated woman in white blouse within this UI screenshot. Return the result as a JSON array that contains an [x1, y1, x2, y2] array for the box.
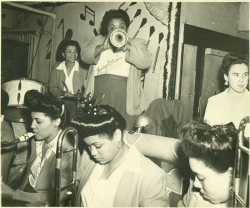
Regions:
[[71, 102, 169, 207], [49, 40, 88, 97], [204, 52, 249, 129]]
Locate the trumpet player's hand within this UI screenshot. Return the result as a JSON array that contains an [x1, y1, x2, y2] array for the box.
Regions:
[[117, 40, 131, 53], [102, 33, 112, 50], [94, 34, 111, 58], [1, 181, 15, 198]]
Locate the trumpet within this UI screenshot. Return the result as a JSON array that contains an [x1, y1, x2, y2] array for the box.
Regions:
[[1, 132, 35, 147], [110, 29, 128, 48]]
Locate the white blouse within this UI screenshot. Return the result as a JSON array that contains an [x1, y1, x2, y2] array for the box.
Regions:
[[56, 61, 79, 94]]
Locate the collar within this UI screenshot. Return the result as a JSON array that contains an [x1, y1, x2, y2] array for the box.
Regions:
[[35, 130, 62, 154], [56, 61, 79, 72], [0, 115, 4, 122], [123, 132, 142, 173]]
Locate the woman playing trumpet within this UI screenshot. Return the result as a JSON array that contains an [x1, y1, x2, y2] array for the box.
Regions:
[[1, 91, 75, 206], [81, 9, 152, 131]]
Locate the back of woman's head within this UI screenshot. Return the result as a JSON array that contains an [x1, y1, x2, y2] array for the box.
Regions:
[[181, 121, 237, 173], [24, 90, 67, 129], [56, 40, 81, 62], [1, 89, 9, 113], [71, 104, 126, 140], [100, 9, 130, 36], [222, 52, 249, 75]]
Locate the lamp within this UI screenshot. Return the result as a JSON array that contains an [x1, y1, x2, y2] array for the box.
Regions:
[[134, 111, 152, 133]]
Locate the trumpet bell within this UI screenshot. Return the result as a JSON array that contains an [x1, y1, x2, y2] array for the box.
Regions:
[[110, 29, 128, 48]]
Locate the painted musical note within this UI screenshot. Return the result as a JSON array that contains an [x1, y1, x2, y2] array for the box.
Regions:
[[133, 18, 147, 38], [124, 2, 137, 11], [45, 39, 52, 59], [65, 29, 73, 40], [57, 18, 64, 40], [146, 26, 155, 47], [118, 2, 126, 9], [93, 28, 99, 37], [152, 33, 164, 73], [80, 5, 95, 26], [130, 9, 141, 24]]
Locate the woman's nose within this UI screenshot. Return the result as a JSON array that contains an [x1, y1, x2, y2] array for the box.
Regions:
[[31, 120, 36, 129], [90, 146, 97, 156], [239, 75, 244, 82], [194, 175, 202, 189]]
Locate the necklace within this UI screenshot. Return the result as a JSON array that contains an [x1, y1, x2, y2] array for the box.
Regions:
[[103, 144, 127, 179]]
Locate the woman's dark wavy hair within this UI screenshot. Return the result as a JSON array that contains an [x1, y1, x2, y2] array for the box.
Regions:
[[222, 52, 249, 75], [56, 40, 81, 62], [181, 121, 237, 173], [24, 90, 67, 129], [100, 9, 130, 36], [71, 104, 126, 140]]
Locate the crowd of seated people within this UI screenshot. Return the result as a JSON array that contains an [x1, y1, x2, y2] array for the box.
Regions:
[[1, 8, 249, 208]]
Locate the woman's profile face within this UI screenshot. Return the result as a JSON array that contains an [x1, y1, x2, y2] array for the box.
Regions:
[[84, 134, 120, 164], [107, 18, 127, 34], [189, 158, 232, 204], [31, 112, 59, 143], [62, 45, 78, 63], [225, 63, 249, 94]]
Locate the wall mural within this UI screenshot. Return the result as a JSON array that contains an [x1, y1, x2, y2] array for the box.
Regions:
[[2, 2, 181, 103]]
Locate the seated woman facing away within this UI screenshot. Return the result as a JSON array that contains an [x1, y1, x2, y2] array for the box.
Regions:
[[71, 103, 169, 207], [1, 91, 76, 206], [178, 121, 237, 207], [204, 52, 249, 129]]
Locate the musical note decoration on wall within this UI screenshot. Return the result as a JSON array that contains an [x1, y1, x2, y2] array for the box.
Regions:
[[65, 29, 73, 40], [57, 18, 64, 40], [37, 15, 43, 26], [118, 2, 126, 9], [80, 5, 95, 26], [24, 12, 29, 20], [130, 9, 141, 24], [45, 39, 52, 59], [133, 18, 147, 38], [93, 28, 99, 37], [146, 26, 155, 47], [152, 32, 164, 73], [124, 2, 137, 11]]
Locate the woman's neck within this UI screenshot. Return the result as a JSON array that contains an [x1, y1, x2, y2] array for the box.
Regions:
[[227, 88, 245, 99], [65, 61, 75, 75]]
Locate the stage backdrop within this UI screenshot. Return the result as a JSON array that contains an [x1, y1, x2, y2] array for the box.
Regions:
[[2, 2, 181, 105]]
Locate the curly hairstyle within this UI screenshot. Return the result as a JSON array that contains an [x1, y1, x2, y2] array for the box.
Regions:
[[181, 121, 237, 173], [222, 52, 249, 75], [71, 103, 126, 140], [100, 9, 130, 36], [56, 40, 81, 62], [24, 90, 67, 129]]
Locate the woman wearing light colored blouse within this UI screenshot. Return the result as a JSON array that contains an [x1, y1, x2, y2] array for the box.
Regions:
[[81, 9, 152, 131], [204, 53, 250, 129], [49, 40, 88, 97], [1, 91, 75, 206], [71, 103, 169, 207]]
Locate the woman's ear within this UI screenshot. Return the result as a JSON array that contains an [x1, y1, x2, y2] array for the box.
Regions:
[[53, 118, 61, 127], [113, 129, 122, 143], [224, 74, 228, 82], [62, 52, 65, 58]]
